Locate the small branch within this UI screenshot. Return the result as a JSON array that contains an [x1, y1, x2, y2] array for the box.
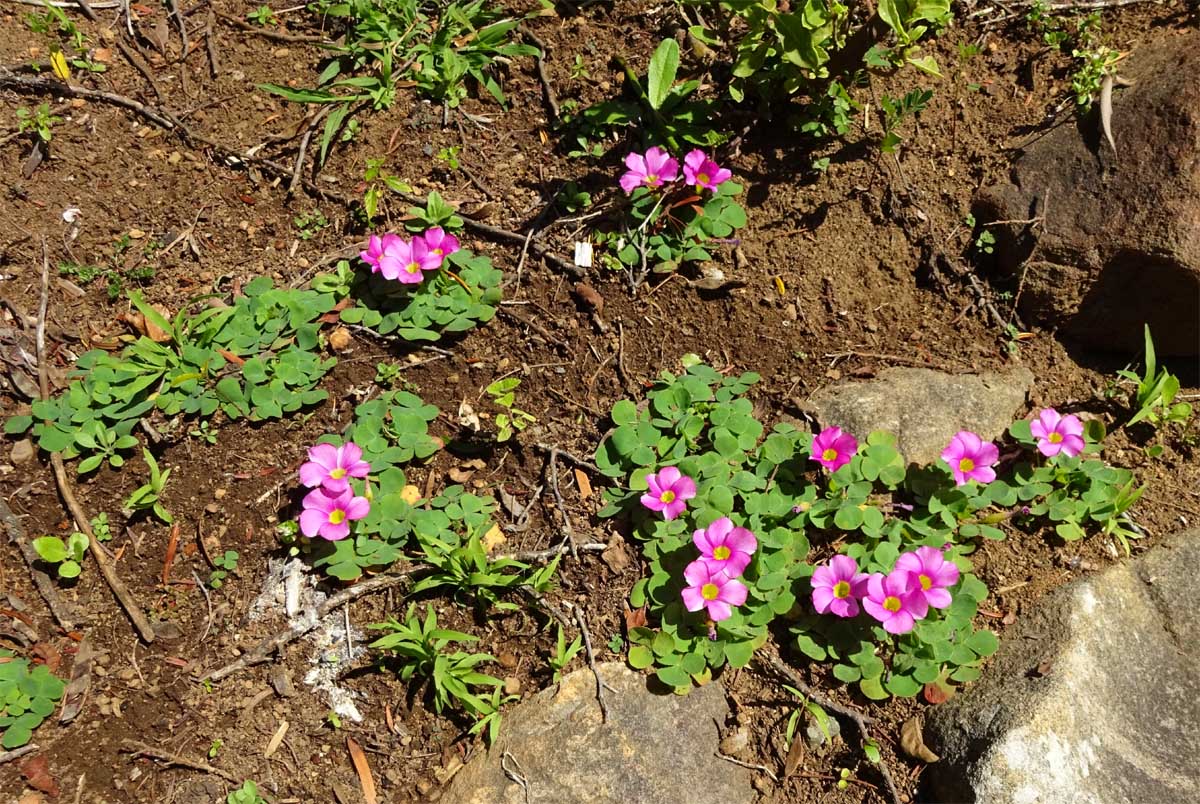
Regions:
[[572, 605, 610, 723], [716, 751, 778, 782], [521, 26, 559, 121], [288, 107, 329, 196], [546, 447, 578, 558], [120, 740, 251, 790], [761, 655, 903, 804], [35, 239, 156, 644], [0, 744, 40, 766], [532, 443, 602, 475], [212, 10, 327, 44]]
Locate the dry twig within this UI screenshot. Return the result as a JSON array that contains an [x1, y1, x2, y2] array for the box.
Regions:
[[0, 744, 40, 766], [571, 605, 611, 723], [0, 496, 76, 630]]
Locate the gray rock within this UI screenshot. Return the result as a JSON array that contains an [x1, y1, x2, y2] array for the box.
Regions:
[[441, 663, 754, 804], [9, 438, 34, 464], [925, 530, 1200, 804], [976, 30, 1200, 356], [804, 367, 1033, 466]]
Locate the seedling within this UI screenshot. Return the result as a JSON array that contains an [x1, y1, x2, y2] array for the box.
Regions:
[[0, 652, 65, 748], [189, 419, 218, 444], [485, 377, 535, 443], [1117, 326, 1192, 429], [208, 739, 223, 759], [209, 550, 240, 589], [359, 158, 413, 225], [548, 626, 583, 683], [32, 531, 89, 579], [368, 603, 504, 717], [227, 781, 267, 804], [246, 5, 278, 25], [374, 361, 403, 388], [91, 512, 112, 542], [435, 145, 462, 171], [123, 449, 173, 524], [879, 88, 933, 154], [293, 211, 329, 240], [16, 103, 60, 144]]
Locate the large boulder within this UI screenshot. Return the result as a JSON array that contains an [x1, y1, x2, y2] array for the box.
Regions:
[[803, 367, 1033, 466], [976, 30, 1200, 356], [441, 663, 754, 804], [925, 530, 1200, 803]]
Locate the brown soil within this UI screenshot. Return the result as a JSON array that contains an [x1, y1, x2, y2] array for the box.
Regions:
[[1, 2, 1198, 803]]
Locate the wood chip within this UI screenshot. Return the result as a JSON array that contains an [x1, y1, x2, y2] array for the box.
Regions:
[[574, 468, 592, 499], [59, 637, 93, 724], [264, 720, 288, 758], [346, 737, 377, 804]]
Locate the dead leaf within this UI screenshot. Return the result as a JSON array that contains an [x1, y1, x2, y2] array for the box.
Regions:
[[482, 524, 506, 553], [346, 737, 378, 804], [146, 17, 170, 54], [400, 485, 421, 505], [59, 637, 93, 724], [22, 140, 45, 179], [783, 731, 806, 778], [31, 642, 61, 674], [601, 534, 632, 574], [497, 488, 525, 520], [161, 521, 180, 585], [574, 468, 592, 500], [899, 717, 939, 763], [572, 282, 604, 315], [17, 793, 45, 804], [21, 754, 59, 798], [457, 401, 480, 431], [623, 604, 647, 632], [447, 466, 475, 484], [328, 326, 352, 352], [922, 681, 953, 705]]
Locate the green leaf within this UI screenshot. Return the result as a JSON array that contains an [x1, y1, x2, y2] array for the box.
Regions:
[[723, 639, 755, 668], [965, 629, 1000, 657], [3, 415, 32, 435], [832, 663, 861, 683], [611, 399, 638, 426], [628, 645, 654, 670], [834, 504, 864, 530], [859, 675, 888, 700], [32, 536, 68, 564], [646, 39, 680, 111], [885, 674, 921, 697], [656, 663, 691, 688]]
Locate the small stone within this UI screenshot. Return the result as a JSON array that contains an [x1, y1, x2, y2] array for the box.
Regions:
[[328, 327, 353, 353], [719, 726, 750, 759], [805, 713, 841, 748], [272, 47, 290, 58], [10, 439, 34, 464], [128, 229, 146, 239], [205, 503, 220, 514], [497, 652, 518, 669], [416, 779, 434, 796], [213, 488, 227, 500], [503, 676, 520, 696]]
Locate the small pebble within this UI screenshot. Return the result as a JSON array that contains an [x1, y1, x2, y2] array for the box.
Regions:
[[503, 676, 520, 696]]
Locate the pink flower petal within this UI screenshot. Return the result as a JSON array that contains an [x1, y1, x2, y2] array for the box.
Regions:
[[298, 461, 327, 489], [681, 586, 705, 612], [812, 586, 835, 614], [725, 527, 757, 555], [683, 560, 711, 586], [299, 508, 326, 538], [640, 492, 666, 512], [344, 495, 371, 520], [657, 466, 681, 487], [882, 610, 915, 634], [829, 596, 860, 618], [674, 475, 697, 500], [924, 588, 953, 609], [706, 600, 733, 622]]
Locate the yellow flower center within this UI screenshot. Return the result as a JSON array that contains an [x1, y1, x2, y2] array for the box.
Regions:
[[1049, 432, 1063, 443], [645, 174, 658, 185], [883, 596, 902, 613], [822, 448, 839, 462], [959, 457, 975, 473], [697, 172, 710, 185], [701, 583, 720, 601], [797, 501, 811, 512], [659, 490, 676, 504], [833, 580, 851, 599], [328, 509, 346, 525], [406, 261, 421, 274], [329, 467, 347, 479], [432, 248, 444, 257], [713, 546, 731, 561], [919, 574, 932, 591]]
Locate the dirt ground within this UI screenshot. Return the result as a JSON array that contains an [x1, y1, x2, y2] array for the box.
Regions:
[[1, 1, 1198, 802]]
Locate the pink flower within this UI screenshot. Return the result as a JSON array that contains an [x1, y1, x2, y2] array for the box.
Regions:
[[619, 147, 679, 194], [811, 555, 870, 618], [1029, 408, 1085, 458], [693, 517, 757, 577], [360, 234, 385, 271], [862, 570, 928, 634], [377, 236, 441, 284], [299, 442, 371, 493], [640, 466, 696, 520], [811, 426, 858, 472], [941, 430, 999, 486], [894, 547, 959, 609], [681, 560, 747, 622], [299, 487, 370, 541], [682, 149, 732, 192], [419, 227, 460, 264]]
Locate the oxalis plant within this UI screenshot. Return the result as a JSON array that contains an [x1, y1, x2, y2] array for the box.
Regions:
[[595, 360, 1143, 698], [599, 145, 746, 285], [316, 194, 502, 341]]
